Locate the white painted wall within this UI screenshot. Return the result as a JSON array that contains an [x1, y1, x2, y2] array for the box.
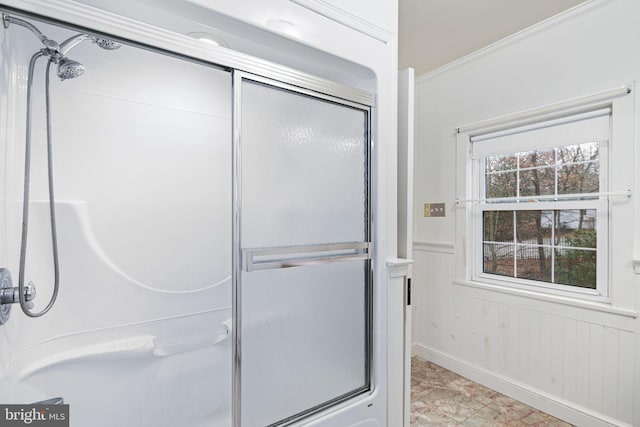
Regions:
[[413, 1, 639, 426]]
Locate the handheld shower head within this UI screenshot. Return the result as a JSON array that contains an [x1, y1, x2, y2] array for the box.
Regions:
[[56, 58, 85, 80], [92, 37, 122, 50]]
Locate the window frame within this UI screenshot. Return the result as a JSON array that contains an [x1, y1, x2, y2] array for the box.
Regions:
[[472, 203, 609, 301], [464, 111, 612, 302]]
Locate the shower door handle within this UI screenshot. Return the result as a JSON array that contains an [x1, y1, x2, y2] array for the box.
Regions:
[[242, 242, 373, 272]]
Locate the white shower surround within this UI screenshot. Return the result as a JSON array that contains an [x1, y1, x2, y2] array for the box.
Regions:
[[0, 1, 401, 426]]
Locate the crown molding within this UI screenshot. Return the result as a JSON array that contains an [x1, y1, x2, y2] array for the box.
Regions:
[[416, 0, 617, 84], [290, 0, 393, 44]]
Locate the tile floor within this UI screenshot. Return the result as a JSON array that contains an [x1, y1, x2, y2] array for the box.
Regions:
[[410, 356, 574, 426]]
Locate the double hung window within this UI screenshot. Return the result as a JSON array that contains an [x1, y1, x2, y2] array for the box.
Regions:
[[470, 109, 610, 298]]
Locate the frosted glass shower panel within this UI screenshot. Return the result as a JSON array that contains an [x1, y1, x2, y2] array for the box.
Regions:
[[240, 261, 367, 427], [240, 81, 367, 247], [238, 76, 371, 426]]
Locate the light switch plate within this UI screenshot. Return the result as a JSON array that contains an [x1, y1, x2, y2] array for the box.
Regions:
[[424, 202, 445, 217]]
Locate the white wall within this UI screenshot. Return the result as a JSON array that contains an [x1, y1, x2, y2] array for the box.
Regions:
[[413, 1, 639, 426]]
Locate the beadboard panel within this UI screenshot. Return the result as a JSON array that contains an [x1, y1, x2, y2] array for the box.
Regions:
[[412, 248, 635, 425]]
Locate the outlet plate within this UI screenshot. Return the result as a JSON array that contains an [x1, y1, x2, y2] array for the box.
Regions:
[[424, 203, 445, 217]]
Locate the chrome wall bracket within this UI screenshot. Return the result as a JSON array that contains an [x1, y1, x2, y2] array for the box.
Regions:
[[0, 268, 36, 325], [0, 268, 14, 324]]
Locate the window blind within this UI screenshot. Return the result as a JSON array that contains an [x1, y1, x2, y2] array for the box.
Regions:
[[472, 108, 611, 158]]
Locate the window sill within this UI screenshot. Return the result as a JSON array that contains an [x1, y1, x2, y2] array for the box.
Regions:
[[453, 279, 638, 319]]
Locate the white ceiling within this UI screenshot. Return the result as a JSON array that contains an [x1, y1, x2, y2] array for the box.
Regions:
[[399, 0, 588, 76]]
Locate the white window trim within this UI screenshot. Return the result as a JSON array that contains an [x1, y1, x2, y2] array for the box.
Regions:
[[471, 138, 609, 302], [455, 84, 634, 309]]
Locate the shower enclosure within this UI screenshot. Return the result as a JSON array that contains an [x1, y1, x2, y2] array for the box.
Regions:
[[0, 9, 374, 427]]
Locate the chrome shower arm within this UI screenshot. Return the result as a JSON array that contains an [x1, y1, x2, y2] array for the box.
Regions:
[[59, 34, 92, 55], [2, 14, 48, 43]]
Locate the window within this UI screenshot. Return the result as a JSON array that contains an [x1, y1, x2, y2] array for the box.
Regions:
[[469, 109, 610, 299]]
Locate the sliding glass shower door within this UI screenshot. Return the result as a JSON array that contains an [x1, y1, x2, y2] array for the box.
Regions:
[[234, 74, 372, 427]]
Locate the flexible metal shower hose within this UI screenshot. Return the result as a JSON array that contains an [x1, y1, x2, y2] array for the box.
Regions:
[[18, 52, 60, 317]]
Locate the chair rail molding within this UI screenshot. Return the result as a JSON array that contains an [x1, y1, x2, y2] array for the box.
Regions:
[[413, 241, 455, 254], [387, 258, 414, 278]]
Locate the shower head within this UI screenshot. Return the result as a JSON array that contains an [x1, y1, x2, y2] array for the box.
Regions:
[[5, 14, 120, 82], [56, 58, 85, 80], [92, 37, 122, 50], [59, 34, 122, 55]]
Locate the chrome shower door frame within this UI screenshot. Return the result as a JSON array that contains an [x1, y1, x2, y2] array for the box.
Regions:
[[232, 71, 374, 427]]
